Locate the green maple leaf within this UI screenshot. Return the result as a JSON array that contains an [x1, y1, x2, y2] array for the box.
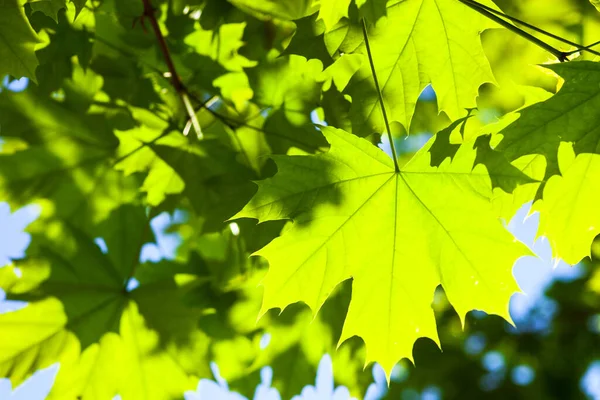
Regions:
[[113, 107, 257, 233], [429, 115, 536, 193], [27, 0, 66, 21], [228, 0, 318, 20], [536, 144, 600, 265], [496, 61, 600, 179], [71, 0, 88, 17], [150, 141, 257, 233], [317, 0, 352, 31], [325, 0, 498, 135], [0, 91, 139, 230], [246, 56, 329, 153], [355, 0, 387, 22], [184, 22, 257, 72], [0, 0, 42, 81], [283, 15, 334, 69], [113, 109, 188, 207], [234, 126, 529, 375], [591, 0, 600, 11], [493, 61, 600, 263], [283, 16, 363, 93], [0, 206, 214, 399], [227, 274, 360, 398]]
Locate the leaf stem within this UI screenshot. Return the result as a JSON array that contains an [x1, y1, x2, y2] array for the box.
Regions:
[[459, 0, 568, 62], [140, 0, 203, 138], [461, 0, 600, 58], [564, 39, 600, 56], [361, 18, 400, 172]]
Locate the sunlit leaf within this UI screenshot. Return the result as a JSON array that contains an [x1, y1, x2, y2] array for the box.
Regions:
[[235, 126, 529, 376]]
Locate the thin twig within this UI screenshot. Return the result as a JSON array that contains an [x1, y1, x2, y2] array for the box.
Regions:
[[459, 0, 568, 61], [462, 0, 600, 58], [564, 39, 600, 56], [182, 91, 324, 151], [361, 18, 400, 172], [140, 0, 203, 138]]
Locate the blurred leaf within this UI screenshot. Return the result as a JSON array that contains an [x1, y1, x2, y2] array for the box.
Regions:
[[27, 0, 66, 21], [228, 0, 318, 20], [0, 91, 139, 231], [0, 0, 41, 81], [0, 206, 213, 399]]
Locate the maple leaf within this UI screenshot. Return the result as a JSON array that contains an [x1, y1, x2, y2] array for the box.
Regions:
[[317, 0, 352, 31], [494, 61, 600, 264], [235, 126, 529, 376], [496, 61, 600, 179], [27, 0, 67, 22], [536, 144, 600, 265], [0, 207, 213, 399], [228, 0, 318, 20], [0, 91, 139, 231], [324, 0, 499, 134], [355, 0, 388, 22], [0, 0, 42, 82]]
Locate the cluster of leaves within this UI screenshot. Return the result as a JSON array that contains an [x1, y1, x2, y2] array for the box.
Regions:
[[1, 0, 600, 398]]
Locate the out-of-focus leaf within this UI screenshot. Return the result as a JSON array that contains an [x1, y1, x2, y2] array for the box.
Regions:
[[27, 0, 66, 21], [0, 206, 213, 399], [0, 91, 139, 231], [228, 0, 318, 20], [0, 0, 41, 81]]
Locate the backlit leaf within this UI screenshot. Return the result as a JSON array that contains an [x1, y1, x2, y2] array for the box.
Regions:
[[235, 126, 529, 376]]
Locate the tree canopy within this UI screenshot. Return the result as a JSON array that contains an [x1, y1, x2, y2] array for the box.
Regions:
[[1, 0, 600, 398]]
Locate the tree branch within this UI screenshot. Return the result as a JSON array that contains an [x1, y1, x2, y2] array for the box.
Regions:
[[462, 0, 600, 58], [459, 0, 569, 62], [140, 0, 202, 138]]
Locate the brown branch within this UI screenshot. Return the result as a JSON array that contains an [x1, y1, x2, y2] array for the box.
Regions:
[[140, 0, 202, 138], [141, 0, 181, 90]]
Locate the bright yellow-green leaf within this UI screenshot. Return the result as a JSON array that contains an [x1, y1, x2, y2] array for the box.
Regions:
[[228, 0, 318, 20], [355, 0, 387, 22], [214, 72, 254, 112], [537, 143, 600, 265], [327, 0, 498, 135], [235, 126, 529, 376], [184, 22, 257, 72], [114, 109, 187, 206], [316, 0, 352, 31]]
